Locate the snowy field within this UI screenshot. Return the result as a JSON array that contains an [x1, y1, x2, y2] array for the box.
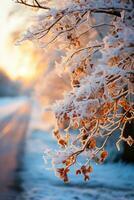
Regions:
[[17, 129, 134, 200]]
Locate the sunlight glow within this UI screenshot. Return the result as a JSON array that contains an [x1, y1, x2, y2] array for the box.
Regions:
[[0, 43, 38, 81], [0, 1, 38, 82]]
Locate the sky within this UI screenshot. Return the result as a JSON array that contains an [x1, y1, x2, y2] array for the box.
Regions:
[[0, 1, 41, 82]]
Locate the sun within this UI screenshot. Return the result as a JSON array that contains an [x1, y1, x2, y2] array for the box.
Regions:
[[15, 65, 35, 80], [0, 41, 38, 81]]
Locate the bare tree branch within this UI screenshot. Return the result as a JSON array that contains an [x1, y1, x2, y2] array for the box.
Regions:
[[16, 0, 50, 10]]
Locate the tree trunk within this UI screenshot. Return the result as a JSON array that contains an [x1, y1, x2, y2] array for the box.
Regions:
[[122, 119, 134, 163]]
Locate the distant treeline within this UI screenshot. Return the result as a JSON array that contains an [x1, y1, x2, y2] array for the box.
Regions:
[[0, 70, 21, 97]]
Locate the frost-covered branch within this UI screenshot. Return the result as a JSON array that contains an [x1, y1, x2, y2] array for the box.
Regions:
[[16, 0, 134, 182]]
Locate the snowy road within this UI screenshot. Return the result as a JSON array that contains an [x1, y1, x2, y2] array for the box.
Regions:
[[0, 100, 31, 199]]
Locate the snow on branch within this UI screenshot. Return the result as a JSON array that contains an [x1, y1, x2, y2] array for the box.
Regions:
[[16, 0, 134, 182]]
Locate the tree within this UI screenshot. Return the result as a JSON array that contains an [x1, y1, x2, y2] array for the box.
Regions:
[[16, 0, 134, 182]]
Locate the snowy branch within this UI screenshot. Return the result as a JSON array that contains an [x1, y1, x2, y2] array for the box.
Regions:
[[16, 0, 134, 182]]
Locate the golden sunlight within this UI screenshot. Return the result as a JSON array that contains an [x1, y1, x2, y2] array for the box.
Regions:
[[0, 1, 39, 82], [0, 43, 38, 81]]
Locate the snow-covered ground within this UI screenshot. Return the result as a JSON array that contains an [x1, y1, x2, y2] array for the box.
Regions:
[[0, 97, 133, 200], [16, 128, 134, 200], [0, 96, 28, 119]]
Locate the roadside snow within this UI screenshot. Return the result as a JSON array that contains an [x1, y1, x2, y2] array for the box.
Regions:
[[18, 130, 134, 200], [0, 96, 28, 119]]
